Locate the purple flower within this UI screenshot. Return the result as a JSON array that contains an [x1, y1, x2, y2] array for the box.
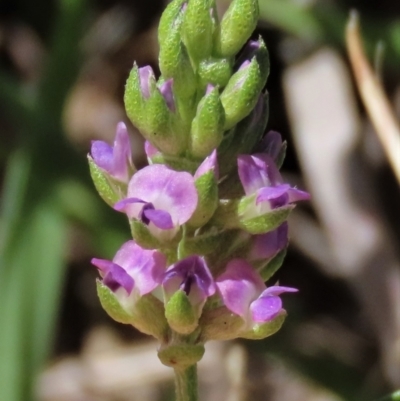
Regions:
[[163, 255, 216, 309], [237, 153, 309, 219], [249, 222, 288, 261], [194, 149, 219, 180], [90, 122, 134, 183], [91, 240, 166, 299], [216, 259, 297, 325], [114, 165, 198, 240]]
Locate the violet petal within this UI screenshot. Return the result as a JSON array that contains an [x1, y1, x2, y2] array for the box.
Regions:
[[250, 295, 282, 322], [143, 208, 174, 229], [255, 185, 290, 206], [159, 79, 175, 112], [194, 149, 219, 180]]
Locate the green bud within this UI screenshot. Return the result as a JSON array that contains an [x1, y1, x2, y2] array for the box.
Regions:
[[198, 58, 233, 88], [88, 155, 126, 206], [158, 0, 187, 49], [165, 290, 199, 334], [182, 0, 214, 64], [188, 171, 218, 227], [159, 19, 197, 100], [200, 306, 244, 341], [221, 57, 265, 129], [158, 343, 205, 369], [240, 312, 286, 340], [216, 0, 259, 57], [124, 63, 146, 130], [96, 281, 168, 340], [190, 86, 225, 158]]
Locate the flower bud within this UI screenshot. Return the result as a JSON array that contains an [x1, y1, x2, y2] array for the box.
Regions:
[[165, 289, 198, 334], [182, 0, 214, 64], [190, 87, 225, 159], [188, 150, 219, 227], [216, 0, 259, 57], [198, 58, 233, 88], [159, 17, 197, 101], [221, 57, 266, 129], [158, 0, 187, 49]]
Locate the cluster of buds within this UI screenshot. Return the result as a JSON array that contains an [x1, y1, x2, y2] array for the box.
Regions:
[[88, 0, 309, 369]]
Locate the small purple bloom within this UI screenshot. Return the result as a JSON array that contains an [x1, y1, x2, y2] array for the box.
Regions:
[[114, 165, 198, 240], [216, 259, 297, 325], [249, 222, 288, 261], [90, 122, 134, 183], [238, 153, 309, 218], [194, 149, 219, 180], [91, 240, 166, 298], [159, 79, 175, 112], [139, 66, 155, 99], [163, 255, 216, 308]]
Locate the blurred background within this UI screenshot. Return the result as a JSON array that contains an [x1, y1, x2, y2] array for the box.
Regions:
[[0, 0, 399, 400]]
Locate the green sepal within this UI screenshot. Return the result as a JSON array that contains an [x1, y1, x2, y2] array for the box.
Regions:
[[198, 58, 233, 88], [124, 63, 146, 130], [178, 228, 239, 260], [130, 220, 162, 249], [96, 280, 133, 324], [165, 290, 199, 335], [221, 57, 265, 130], [158, 0, 187, 49], [88, 155, 126, 206], [182, 0, 214, 64], [239, 203, 294, 235], [209, 199, 240, 229], [218, 92, 269, 179], [216, 0, 259, 57], [158, 343, 205, 369], [190, 87, 225, 159], [199, 306, 244, 341], [188, 171, 218, 227], [237, 194, 295, 234], [149, 153, 200, 174], [96, 281, 168, 340], [240, 312, 286, 340], [130, 220, 182, 250], [258, 248, 287, 281]]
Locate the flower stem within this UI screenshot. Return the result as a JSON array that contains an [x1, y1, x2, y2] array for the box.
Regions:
[[174, 364, 198, 401]]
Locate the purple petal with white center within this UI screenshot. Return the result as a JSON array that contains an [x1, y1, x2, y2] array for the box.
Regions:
[[250, 295, 282, 322], [163, 256, 215, 306], [91, 259, 135, 295], [126, 164, 198, 226], [194, 149, 219, 180], [250, 223, 289, 260], [92, 240, 166, 297], [139, 66, 155, 99], [216, 259, 265, 318], [159, 79, 175, 112]]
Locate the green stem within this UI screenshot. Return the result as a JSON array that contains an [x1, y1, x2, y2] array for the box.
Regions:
[[174, 364, 198, 401]]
